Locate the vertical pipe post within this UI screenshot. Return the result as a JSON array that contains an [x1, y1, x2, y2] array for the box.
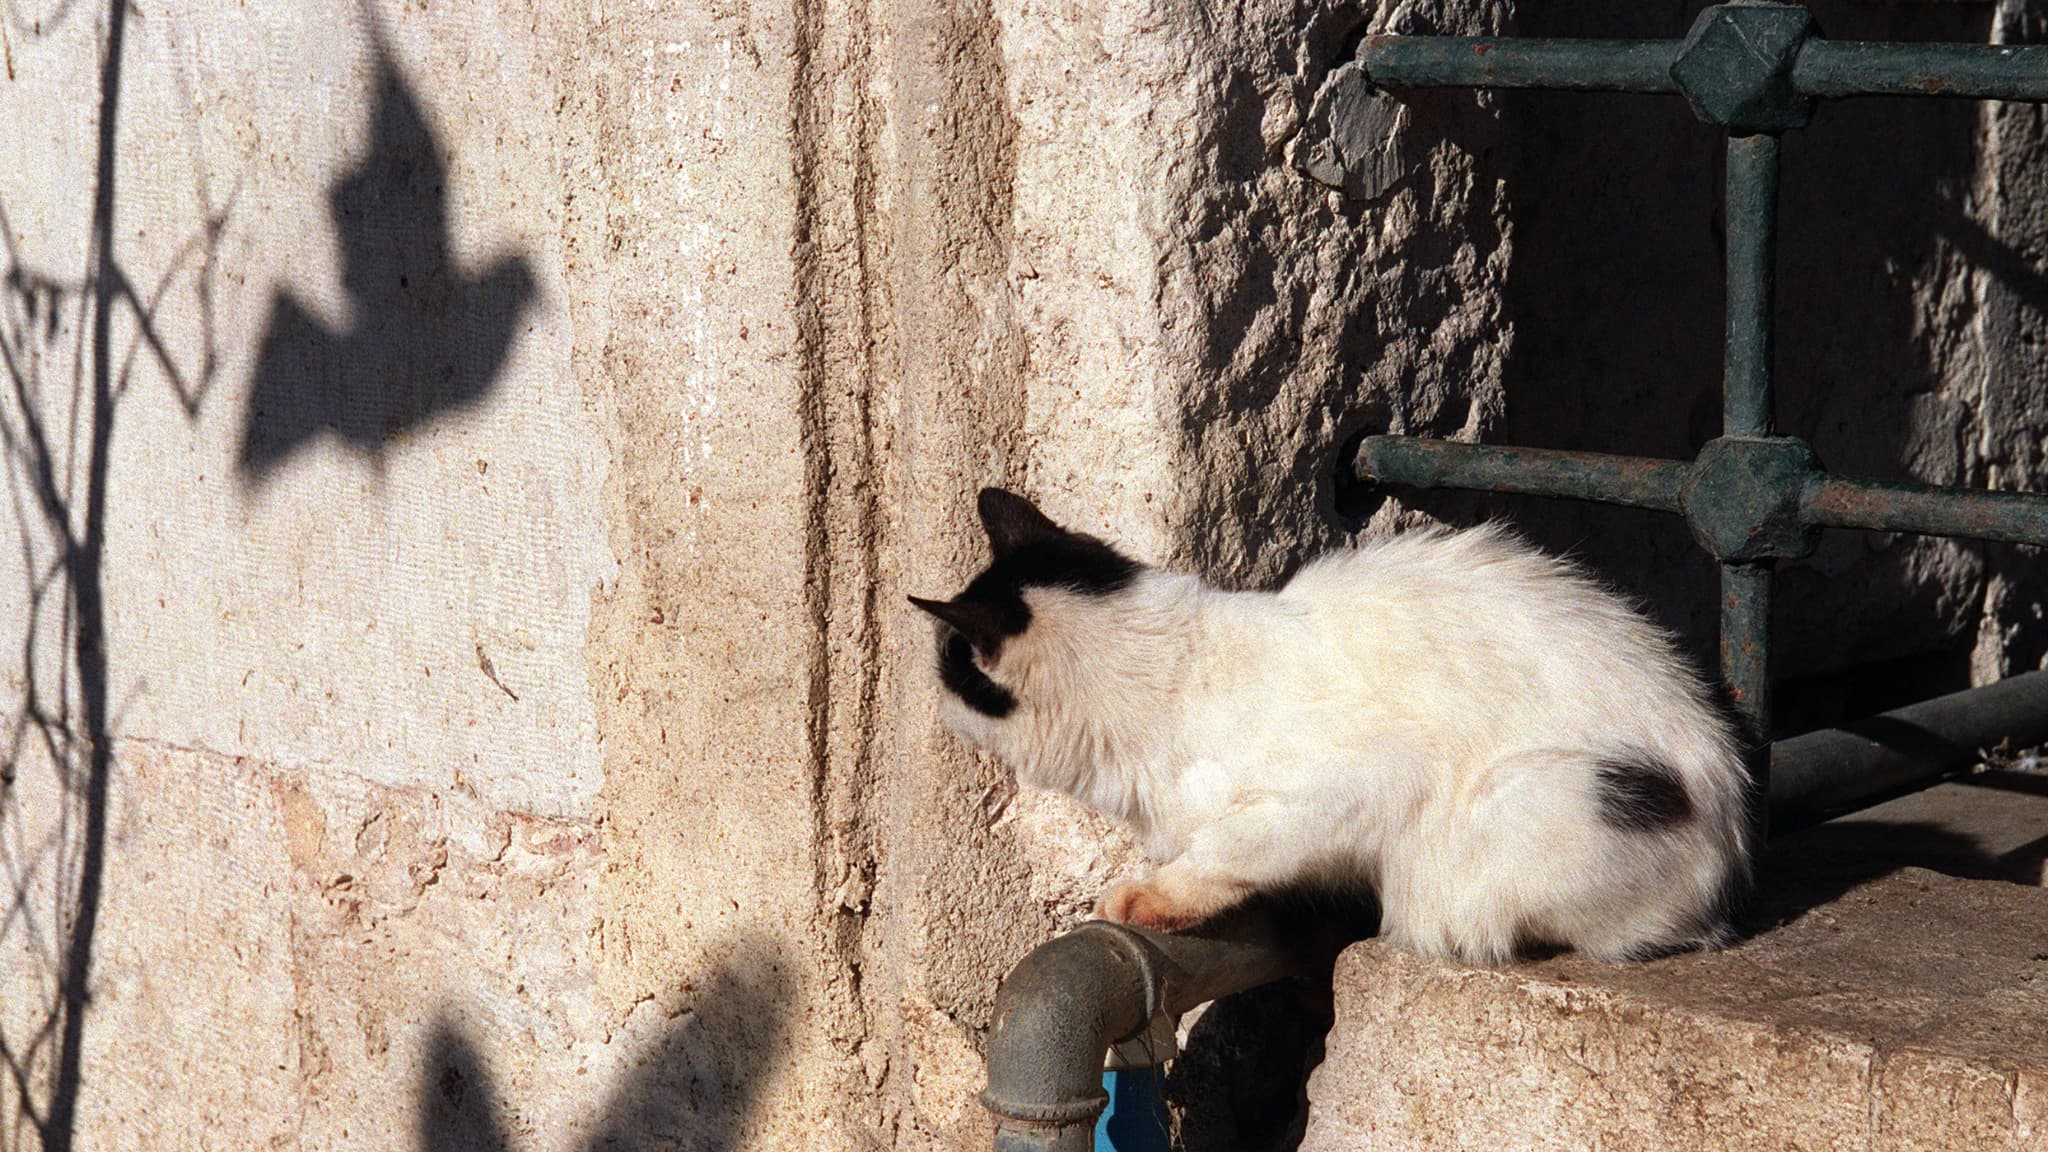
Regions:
[[1723, 132, 1779, 438], [1721, 131, 1782, 843], [1720, 562, 1773, 832]]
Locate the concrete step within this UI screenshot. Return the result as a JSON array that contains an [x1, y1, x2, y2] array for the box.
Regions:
[[1300, 771, 2048, 1151]]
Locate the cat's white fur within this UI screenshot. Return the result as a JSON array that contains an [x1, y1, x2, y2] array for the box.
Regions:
[[935, 521, 1751, 965]]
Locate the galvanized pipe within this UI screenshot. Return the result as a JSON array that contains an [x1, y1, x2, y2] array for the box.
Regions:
[[982, 914, 1299, 1151], [1356, 34, 2048, 105], [1794, 41, 2048, 101], [983, 924, 1149, 1152], [1358, 35, 1679, 93], [1771, 669, 2048, 829], [1806, 472, 2048, 547], [1721, 561, 1775, 840], [1352, 435, 1688, 513], [1722, 132, 1780, 439], [1718, 127, 1783, 840], [1350, 436, 2048, 552]]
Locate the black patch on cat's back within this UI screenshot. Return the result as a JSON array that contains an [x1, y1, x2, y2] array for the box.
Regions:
[[940, 634, 1017, 718], [1594, 750, 1694, 832]]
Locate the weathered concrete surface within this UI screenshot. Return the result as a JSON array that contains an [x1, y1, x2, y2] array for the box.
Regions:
[[0, 1, 628, 1148], [1303, 868, 2048, 1152], [2, 0, 1515, 1145], [1773, 769, 2048, 889], [0, 736, 616, 1151]]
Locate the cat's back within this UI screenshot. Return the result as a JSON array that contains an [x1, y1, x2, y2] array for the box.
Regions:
[[1271, 522, 1695, 712], [1280, 521, 1602, 625]]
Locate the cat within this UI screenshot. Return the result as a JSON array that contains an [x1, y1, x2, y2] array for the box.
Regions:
[[911, 488, 1752, 965]]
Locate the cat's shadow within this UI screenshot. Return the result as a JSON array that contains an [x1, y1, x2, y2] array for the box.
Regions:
[[1744, 813, 2010, 931]]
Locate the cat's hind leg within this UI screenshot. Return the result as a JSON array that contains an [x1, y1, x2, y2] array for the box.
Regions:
[[1383, 745, 1730, 965]]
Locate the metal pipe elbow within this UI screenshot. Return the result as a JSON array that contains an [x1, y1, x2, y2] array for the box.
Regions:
[[980, 913, 1300, 1151], [981, 921, 1155, 1150]]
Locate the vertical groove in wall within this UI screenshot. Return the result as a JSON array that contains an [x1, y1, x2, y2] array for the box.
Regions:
[[791, 0, 889, 1061], [879, 0, 1042, 1065]]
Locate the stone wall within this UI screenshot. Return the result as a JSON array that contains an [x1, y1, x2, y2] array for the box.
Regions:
[[0, 1, 2041, 1150]]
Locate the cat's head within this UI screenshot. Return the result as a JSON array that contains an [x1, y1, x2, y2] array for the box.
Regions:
[[909, 488, 1145, 754]]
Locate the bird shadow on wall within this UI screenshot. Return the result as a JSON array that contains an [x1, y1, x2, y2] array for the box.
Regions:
[[1, 2, 229, 1149], [417, 938, 794, 1152], [237, 31, 536, 482]]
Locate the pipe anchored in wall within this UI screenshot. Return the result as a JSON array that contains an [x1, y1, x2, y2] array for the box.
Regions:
[[980, 912, 1303, 1151], [1771, 668, 2048, 830]]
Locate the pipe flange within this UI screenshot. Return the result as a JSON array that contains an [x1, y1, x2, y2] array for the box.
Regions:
[[977, 1086, 1111, 1127]]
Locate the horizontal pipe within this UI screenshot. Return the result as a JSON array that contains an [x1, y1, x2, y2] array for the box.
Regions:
[[1357, 34, 2048, 105], [1794, 40, 2048, 101], [1806, 472, 2048, 547], [1358, 35, 1680, 93], [983, 912, 1299, 1151], [1770, 669, 2048, 829], [1352, 436, 1688, 512], [1353, 436, 2048, 549]]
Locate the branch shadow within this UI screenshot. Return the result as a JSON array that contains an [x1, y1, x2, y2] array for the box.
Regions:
[[7, 1, 528, 1146], [417, 936, 795, 1152], [237, 30, 536, 483], [0, 0, 230, 1146]]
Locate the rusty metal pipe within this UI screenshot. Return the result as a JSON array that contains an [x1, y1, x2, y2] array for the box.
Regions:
[[1771, 669, 2048, 829], [981, 912, 1300, 1150]]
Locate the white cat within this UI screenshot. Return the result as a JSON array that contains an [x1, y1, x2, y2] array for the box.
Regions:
[[912, 489, 1752, 965]]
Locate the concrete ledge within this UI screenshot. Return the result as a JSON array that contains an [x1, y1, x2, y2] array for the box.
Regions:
[[1302, 867, 2048, 1151]]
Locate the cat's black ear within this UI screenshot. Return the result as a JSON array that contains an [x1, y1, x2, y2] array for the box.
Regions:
[[978, 488, 1064, 557], [909, 595, 1006, 654]]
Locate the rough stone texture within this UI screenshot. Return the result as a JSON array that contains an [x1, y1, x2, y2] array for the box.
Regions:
[[1302, 868, 2048, 1152]]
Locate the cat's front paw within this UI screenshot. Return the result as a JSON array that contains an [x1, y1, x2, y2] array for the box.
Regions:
[[1097, 881, 1206, 933]]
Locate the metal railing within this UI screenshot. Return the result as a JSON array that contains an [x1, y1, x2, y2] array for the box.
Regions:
[[1312, 1, 2048, 841]]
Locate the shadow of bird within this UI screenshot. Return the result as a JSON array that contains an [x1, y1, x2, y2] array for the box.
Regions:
[[239, 51, 536, 481]]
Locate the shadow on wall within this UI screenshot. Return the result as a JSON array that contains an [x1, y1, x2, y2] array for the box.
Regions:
[[5, 5, 531, 1147], [0, 0, 230, 1148], [238, 33, 536, 482], [417, 937, 794, 1152]]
